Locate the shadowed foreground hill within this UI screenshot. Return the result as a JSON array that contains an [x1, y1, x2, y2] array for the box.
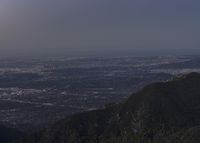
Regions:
[[2, 72, 200, 143], [0, 125, 22, 143], [0, 125, 40, 143], [38, 72, 200, 143]]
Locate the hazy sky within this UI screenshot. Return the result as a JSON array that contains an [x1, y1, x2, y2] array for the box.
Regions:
[[0, 0, 200, 57]]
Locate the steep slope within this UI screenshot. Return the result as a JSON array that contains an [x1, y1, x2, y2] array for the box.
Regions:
[[38, 72, 200, 143]]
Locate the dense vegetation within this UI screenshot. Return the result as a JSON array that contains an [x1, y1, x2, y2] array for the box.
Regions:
[[2, 72, 200, 143]]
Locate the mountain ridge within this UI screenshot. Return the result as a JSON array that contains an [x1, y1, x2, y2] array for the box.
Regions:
[[37, 72, 200, 143]]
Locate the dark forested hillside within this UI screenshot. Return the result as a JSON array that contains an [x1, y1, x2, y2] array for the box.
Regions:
[[2, 72, 200, 143]]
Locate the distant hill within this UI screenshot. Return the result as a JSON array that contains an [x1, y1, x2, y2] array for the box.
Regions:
[[3, 72, 200, 143]]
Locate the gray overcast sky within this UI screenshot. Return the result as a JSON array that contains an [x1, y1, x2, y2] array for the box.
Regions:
[[0, 0, 200, 57]]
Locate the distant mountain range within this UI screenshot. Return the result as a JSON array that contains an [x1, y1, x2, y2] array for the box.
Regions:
[[2, 72, 200, 143]]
